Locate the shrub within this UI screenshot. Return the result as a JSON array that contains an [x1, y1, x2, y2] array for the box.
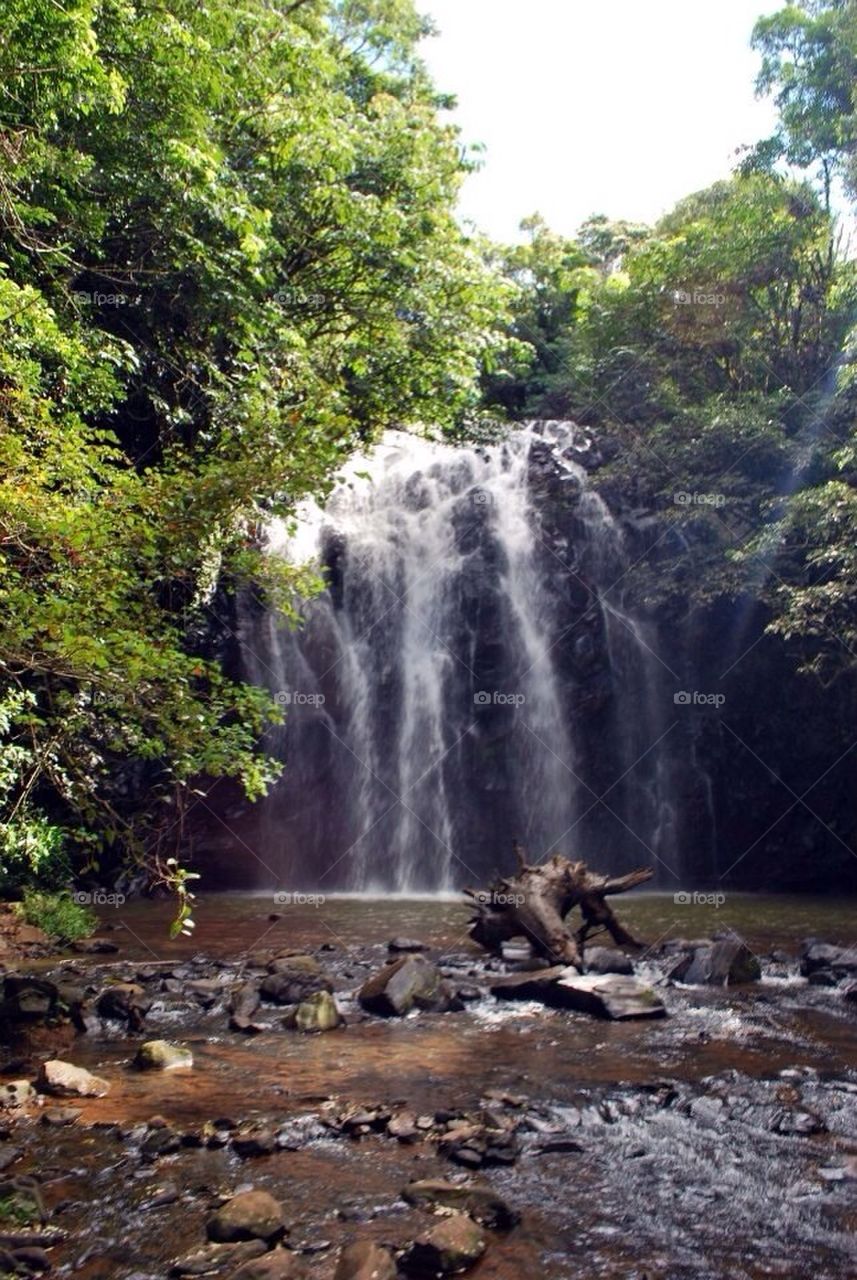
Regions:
[[16, 890, 96, 942]]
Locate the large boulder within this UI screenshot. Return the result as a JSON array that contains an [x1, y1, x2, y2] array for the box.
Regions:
[[675, 938, 761, 987], [206, 1190, 285, 1244], [358, 956, 459, 1017], [36, 1059, 110, 1097], [489, 969, 665, 1020]]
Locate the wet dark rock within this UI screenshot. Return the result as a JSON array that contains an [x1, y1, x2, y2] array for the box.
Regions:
[[673, 938, 761, 986], [71, 938, 119, 954], [10, 1245, 50, 1272], [207, 1189, 286, 1243], [232, 1128, 276, 1158], [387, 938, 428, 953], [141, 1127, 182, 1159], [401, 1179, 519, 1229], [0, 977, 58, 1024], [358, 956, 460, 1017], [584, 947, 634, 975], [801, 942, 857, 978], [840, 979, 857, 1003], [533, 1137, 584, 1154], [260, 966, 333, 1006], [808, 969, 838, 987], [334, 1240, 397, 1280], [0, 1146, 22, 1172], [96, 982, 150, 1028], [400, 1214, 487, 1276]]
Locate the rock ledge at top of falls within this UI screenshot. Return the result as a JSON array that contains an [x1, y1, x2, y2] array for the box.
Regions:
[[489, 968, 667, 1020]]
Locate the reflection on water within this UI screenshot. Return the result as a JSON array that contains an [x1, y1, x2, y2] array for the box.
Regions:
[[99, 890, 857, 961]]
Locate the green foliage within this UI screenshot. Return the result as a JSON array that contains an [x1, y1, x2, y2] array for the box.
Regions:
[[0, 0, 507, 888], [16, 890, 96, 942], [749, 0, 857, 198], [484, 167, 857, 680]]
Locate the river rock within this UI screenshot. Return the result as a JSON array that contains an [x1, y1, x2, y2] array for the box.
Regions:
[[260, 962, 333, 1005], [232, 1128, 276, 1157], [489, 968, 665, 1019], [228, 1250, 308, 1279], [0, 977, 58, 1022], [207, 1190, 285, 1243], [41, 1106, 81, 1126], [358, 956, 459, 1016], [387, 937, 428, 953], [334, 1241, 397, 1280], [170, 1240, 268, 1276], [229, 982, 262, 1032], [677, 938, 761, 986], [584, 946, 634, 975], [36, 1059, 110, 1097], [96, 982, 149, 1027], [801, 942, 857, 978], [401, 1179, 519, 1229], [282, 990, 342, 1032], [135, 1040, 193, 1070], [0, 1081, 35, 1109], [401, 1216, 487, 1276]]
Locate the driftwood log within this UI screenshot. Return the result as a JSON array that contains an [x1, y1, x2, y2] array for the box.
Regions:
[[465, 844, 653, 972]]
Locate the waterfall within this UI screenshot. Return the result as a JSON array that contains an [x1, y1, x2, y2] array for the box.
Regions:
[[237, 423, 679, 890]]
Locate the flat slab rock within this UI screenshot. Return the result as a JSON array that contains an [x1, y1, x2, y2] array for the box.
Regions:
[[489, 967, 666, 1020]]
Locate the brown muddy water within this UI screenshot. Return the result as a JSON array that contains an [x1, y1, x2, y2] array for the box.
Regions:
[[2, 892, 857, 1280]]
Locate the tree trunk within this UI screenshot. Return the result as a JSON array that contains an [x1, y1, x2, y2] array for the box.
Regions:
[[464, 847, 653, 972]]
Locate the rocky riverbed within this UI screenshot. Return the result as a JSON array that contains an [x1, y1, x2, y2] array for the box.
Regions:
[[0, 894, 855, 1279]]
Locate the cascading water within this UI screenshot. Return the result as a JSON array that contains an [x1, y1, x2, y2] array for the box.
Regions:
[[237, 422, 680, 890]]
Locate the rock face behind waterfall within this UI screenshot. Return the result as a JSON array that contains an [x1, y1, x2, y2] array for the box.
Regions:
[[232, 424, 683, 890]]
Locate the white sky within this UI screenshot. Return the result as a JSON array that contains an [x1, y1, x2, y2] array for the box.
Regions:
[[420, 0, 780, 242]]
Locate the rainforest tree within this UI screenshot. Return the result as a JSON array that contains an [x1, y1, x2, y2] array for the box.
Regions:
[[0, 0, 506, 889]]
